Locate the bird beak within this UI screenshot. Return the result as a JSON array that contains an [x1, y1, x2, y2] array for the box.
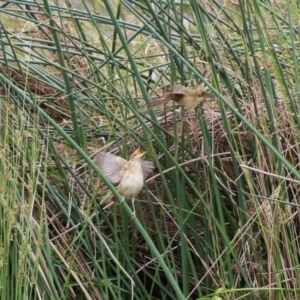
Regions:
[[136, 148, 146, 157]]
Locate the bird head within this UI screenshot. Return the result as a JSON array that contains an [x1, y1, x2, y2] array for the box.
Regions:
[[130, 148, 146, 160]]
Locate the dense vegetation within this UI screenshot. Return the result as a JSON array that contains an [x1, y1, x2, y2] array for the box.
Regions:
[[1, 0, 300, 299]]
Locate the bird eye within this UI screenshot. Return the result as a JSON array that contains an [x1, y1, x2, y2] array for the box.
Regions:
[[132, 151, 138, 157]]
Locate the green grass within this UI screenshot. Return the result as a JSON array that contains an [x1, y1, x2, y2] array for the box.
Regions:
[[1, 0, 300, 299]]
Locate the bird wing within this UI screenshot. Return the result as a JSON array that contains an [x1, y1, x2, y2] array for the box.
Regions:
[[148, 87, 188, 106], [140, 159, 155, 179], [94, 152, 127, 183]]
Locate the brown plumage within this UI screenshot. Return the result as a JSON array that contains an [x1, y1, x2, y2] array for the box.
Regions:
[[148, 69, 214, 109]]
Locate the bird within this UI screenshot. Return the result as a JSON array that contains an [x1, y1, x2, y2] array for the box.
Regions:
[[148, 68, 214, 109], [95, 148, 154, 216]]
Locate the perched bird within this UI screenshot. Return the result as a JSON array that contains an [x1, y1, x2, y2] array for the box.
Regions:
[[95, 148, 154, 215], [148, 69, 214, 109]]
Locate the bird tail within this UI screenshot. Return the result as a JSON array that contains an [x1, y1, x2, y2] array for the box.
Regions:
[[148, 96, 169, 107]]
